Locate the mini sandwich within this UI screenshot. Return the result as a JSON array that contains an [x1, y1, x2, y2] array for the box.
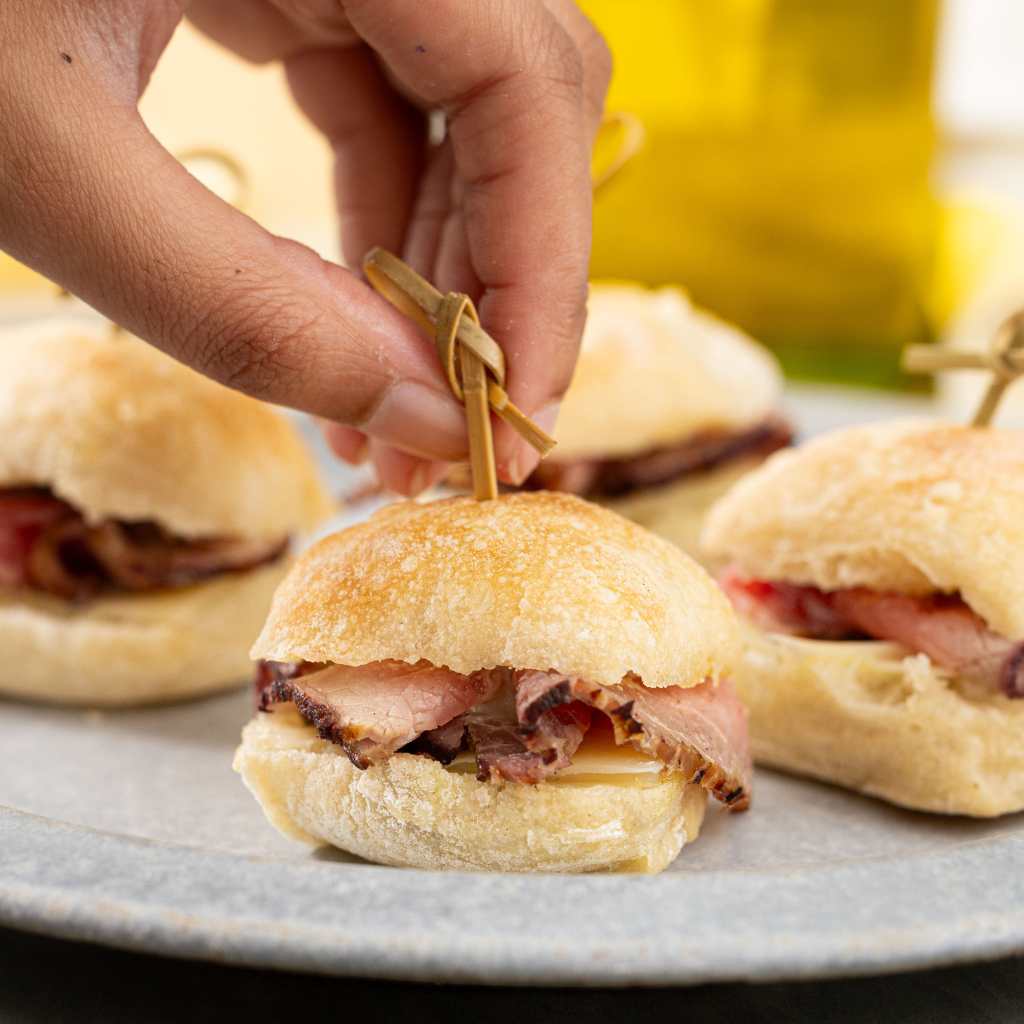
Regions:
[[236, 492, 751, 873], [507, 283, 789, 559], [702, 420, 1024, 817], [0, 316, 330, 705]]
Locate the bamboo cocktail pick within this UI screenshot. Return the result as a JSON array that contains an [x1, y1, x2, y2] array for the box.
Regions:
[[363, 248, 556, 501], [902, 311, 1024, 427], [359, 114, 640, 500]]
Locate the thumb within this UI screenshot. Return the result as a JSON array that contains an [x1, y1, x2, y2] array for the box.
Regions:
[[0, 65, 467, 462]]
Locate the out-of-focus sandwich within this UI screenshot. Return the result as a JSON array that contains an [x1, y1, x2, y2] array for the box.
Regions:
[[455, 283, 791, 561], [236, 492, 751, 873], [703, 420, 1024, 816], [0, 316, 331, 705]]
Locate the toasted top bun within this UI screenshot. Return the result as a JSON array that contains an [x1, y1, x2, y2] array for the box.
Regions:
[[252, 491, 738, 688], [554, 283, 782, 460], [0, 315, 332, 539], [702, 420, 1024, 640]]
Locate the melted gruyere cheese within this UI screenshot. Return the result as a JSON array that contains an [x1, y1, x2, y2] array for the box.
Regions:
[[446, 724, 666, 786]]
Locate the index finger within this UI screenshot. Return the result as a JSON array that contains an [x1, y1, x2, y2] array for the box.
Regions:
[[343, 0, 602, 480]]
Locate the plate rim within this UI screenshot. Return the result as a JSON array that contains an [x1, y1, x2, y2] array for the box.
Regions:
[[4, 804, 1024, 987]]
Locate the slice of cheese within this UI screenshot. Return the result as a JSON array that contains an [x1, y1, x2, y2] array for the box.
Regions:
[[446, 724, 665, 782], [269, 701, 670, 784]]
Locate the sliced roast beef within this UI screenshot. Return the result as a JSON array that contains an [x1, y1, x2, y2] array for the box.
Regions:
[[0, 485, 286, 600], [0, 489, 75, 587], [401, 715, 468, 764], [832, 590, 1024, 698], [469, 702, 591, 784], [84, 522, 286, 591], [719, 570, 850, 639], [261, 660, 751, 800], [262, 661, 505, 768], [516, 670, 574, 723], [468, 716, 554, 784], [517, 671, 752, 809], [721, 570, 1024, 698], [526, 415, 792, 499], [254, 659, 323, 713], [1004, 650, 1024, 699]]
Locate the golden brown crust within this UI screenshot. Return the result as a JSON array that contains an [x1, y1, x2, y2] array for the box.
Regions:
[[702, 420, 1024, 639], [235, 708, 707, 873], [555, 283, 782, 460], [0, 316, 332, 538], [0, 560, 289, 706], [732, 626, 1024, 817], [252, 492, 739, 689]]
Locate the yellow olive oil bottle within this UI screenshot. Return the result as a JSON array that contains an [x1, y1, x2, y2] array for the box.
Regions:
[[581, 0, 941, 387]]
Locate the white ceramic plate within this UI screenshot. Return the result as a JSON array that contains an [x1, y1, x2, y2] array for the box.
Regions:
[[5, 387, 1021, 986]]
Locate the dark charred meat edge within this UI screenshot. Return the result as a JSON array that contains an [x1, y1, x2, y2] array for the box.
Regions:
[[0, 486, 287, 600], [258, 662, 502, 770], [402, 717, 469, 765], [524, 414, 793, 499], [516, 673, 750, 809], [468, 702, 591, 784], [1004, 647, 1024, 699], [257, 661, 751, 809]]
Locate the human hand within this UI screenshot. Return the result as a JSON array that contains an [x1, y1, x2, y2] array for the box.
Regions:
[[0, 0, 610, 494]]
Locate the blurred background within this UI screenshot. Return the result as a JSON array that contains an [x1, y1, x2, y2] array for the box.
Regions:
[[3, 0, 1024, 402]]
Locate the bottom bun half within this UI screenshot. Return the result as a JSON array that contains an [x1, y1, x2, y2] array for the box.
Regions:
[[0, 560, 288, 706], [734, 626, 1024, 817], [605, 457, 765, 566], [235, 707, 707, 873]]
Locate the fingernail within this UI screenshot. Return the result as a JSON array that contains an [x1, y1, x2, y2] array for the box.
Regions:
[[506, 447, 536, 487], [364, 381, 467, 461], [534, 401, 561, 438], [507, 401, 561, 485]]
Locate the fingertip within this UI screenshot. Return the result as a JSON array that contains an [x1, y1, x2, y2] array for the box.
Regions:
[[363, 380, 467, 462], [532, 400, 562, 439], [370, 443, 449, 497], [504, 445, 541, 487], [407, 459, 450, 497], [495, 400, 560, 486], [322, 422, 370, 465]]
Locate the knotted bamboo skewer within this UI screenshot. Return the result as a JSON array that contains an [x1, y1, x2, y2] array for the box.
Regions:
[[361, 113, 643, 500], [363, 248, 556, 501], [903, 311, 1024, 427]]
